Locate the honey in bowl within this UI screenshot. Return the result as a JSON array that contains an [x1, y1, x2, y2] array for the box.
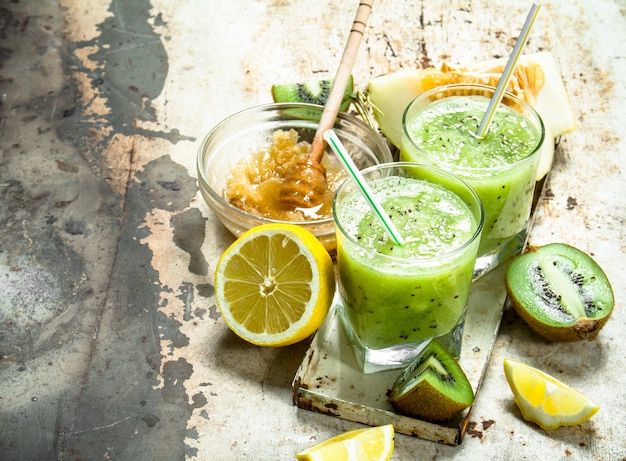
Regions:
[[225, 129, 348, 221], [196, 102, 393, 253]]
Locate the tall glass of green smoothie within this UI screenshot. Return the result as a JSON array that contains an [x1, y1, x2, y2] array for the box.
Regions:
[[333, 162, 484, 373], [401, 84, 545, 278]]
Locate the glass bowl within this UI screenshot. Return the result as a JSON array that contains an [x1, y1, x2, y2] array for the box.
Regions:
[[197, 102, 393, 252]]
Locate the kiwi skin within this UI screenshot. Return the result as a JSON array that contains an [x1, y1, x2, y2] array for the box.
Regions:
[[506, 243, 614, 342], [388, 340, 474, 423], [510, 299, 611, 342]]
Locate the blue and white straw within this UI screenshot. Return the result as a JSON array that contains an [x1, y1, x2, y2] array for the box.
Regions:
[[324, 129, 405, 245]]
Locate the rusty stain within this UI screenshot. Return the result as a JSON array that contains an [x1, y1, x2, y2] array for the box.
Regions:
[[292, 376, 304, 404], [292, 390, 340, 417], [466, 421, 483, 439], [458, 414, 471, 440], [567, 196, 578, 210], [56, 159, 79, 173], [482, 419, 495, 431]]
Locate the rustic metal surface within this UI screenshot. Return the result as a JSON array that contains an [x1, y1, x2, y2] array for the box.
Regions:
[[1, 0, 625, 460]]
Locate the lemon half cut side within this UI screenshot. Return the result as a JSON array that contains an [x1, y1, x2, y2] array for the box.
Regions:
[[503, 358, 600, 430], [214, 223, 335, 347], [296, 424, 395, 461]]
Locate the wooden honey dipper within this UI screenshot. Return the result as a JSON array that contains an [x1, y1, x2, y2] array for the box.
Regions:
[[278, 0, 373, 208]]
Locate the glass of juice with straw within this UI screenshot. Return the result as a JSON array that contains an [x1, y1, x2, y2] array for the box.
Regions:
[[401, 84, 545, 278], [332, 162, 484, 373]]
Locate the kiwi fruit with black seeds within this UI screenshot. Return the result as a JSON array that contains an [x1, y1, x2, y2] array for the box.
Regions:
[[271, 76, 354, 111], [506, 243, 614, 341], [388, 340, 474, 423]]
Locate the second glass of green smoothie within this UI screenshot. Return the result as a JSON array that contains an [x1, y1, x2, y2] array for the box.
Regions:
[[333, 162, 484, 373], [401, 84, 545, 278]]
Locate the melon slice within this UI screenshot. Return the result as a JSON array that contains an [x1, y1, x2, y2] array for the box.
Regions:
[[367, 52, 577, 180]]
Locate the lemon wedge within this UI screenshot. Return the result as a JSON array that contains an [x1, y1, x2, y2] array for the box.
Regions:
[[296, 424, 395, 461], [503, 358, 600, 430], [214, 223, 335, 347]]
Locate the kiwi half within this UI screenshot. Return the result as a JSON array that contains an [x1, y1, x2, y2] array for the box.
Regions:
[[506, 243, 614, 341], [388, 340, 474, 423], [271, 76, 354, 111]]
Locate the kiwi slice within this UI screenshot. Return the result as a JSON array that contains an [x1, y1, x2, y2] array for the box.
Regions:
[[388, 340, 474, 423], [506, 243, 614, 341], [271, 76, 354, 111]]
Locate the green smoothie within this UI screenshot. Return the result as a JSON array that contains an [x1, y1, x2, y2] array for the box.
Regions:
[[401, 93, 543, 256], [335, 173, 482, 354]]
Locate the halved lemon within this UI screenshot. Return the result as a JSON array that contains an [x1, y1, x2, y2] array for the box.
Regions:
[[503, 358, 600, 430], [296, 424, 395, 461], [214, 223, 335, 347]]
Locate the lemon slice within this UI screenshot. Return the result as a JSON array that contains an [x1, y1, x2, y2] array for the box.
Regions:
[[503, 358, 600, 430], [296, 424, 394, 461], [214, 223, 335, 347]]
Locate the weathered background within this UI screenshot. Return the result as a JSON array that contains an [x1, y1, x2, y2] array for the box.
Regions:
[[1, 0, 624, 459]]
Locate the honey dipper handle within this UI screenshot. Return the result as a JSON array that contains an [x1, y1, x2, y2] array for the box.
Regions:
[[308, 0, 374, 163]]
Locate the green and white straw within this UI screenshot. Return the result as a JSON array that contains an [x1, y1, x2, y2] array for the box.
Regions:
[[324, 129, 405, 245], [476, 3, 542, 138]]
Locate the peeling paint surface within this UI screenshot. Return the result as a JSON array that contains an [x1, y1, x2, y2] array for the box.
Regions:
[[1, 0, 625, 460]]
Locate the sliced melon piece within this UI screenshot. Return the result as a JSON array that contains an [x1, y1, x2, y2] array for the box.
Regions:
[[368, 52, 576, 179], [368, 70, 425, 149]]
